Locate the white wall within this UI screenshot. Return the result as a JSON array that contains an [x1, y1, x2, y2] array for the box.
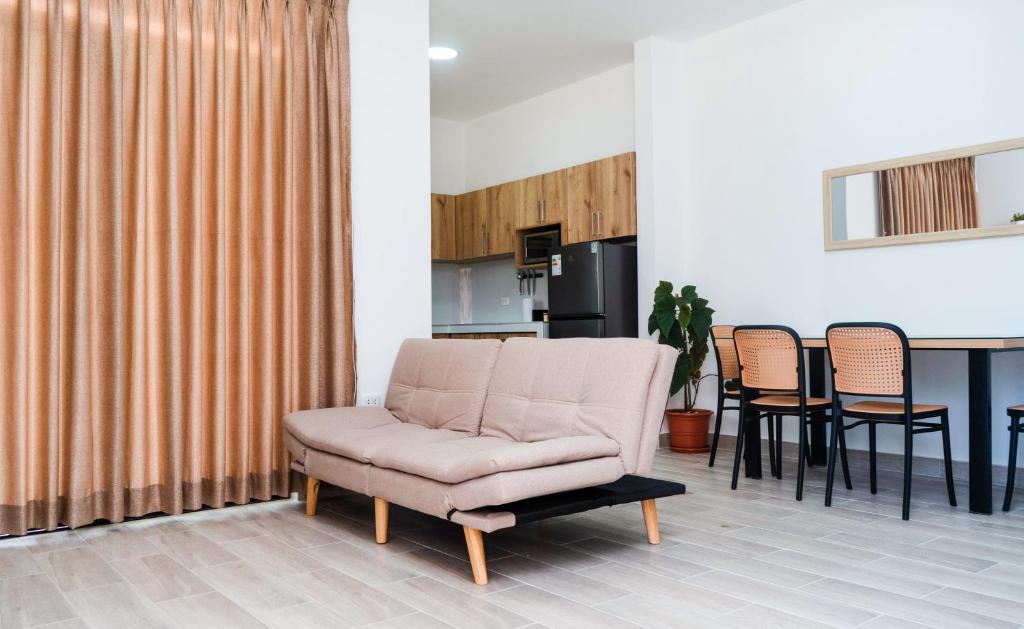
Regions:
[[665, 0, 1024, 462], [350, 0, 432, 404], [430, 117, 467, 194], [463, 63, 635, 190]]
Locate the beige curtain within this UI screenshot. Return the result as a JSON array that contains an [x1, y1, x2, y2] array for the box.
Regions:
[[878, 156, 979, 236], [0, 0, 354, 536]]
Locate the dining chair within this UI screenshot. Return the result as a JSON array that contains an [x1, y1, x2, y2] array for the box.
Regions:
[[1003, 405, 1024, 511], [710, 325, 776, 476], [824, 323, 956, 520], [731, 325, 850, 500]]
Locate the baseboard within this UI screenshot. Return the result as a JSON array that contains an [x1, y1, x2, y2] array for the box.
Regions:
[[659, 433, 1013, 487]]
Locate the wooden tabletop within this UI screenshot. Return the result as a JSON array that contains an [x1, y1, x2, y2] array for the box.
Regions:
[[801, 337, 1024, 350]]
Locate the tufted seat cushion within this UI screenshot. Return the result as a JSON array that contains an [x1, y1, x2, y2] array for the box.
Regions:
[[479, 337, 662, 472], [385, 338, 502, 435]]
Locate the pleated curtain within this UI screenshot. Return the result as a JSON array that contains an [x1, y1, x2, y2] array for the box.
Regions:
[[0, 0, 354, 536], [878, 156, 980, 236]]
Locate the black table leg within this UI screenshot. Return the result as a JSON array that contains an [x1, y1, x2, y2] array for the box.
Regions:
[[743, 393, 762, 479], [968, 349, 993, 514], [808, 348, 828, 465]]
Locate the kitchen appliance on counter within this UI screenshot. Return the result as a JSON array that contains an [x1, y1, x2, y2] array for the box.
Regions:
[[547, 241, 637, 338]]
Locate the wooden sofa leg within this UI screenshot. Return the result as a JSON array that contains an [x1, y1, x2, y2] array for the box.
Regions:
[[641, 499, 660, 544], [374, 497, 389, 544], [306, 476, 320, 517], [463, 526, 488, 585]]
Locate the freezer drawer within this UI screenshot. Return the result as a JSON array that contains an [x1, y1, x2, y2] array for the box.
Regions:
[[548, 318, 605, 339]]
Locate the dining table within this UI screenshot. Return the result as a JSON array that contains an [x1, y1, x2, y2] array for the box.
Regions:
[[741, 336, 1024, 514]]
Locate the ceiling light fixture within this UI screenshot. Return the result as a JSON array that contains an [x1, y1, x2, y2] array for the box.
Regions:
[[429, 46, 458, 61]]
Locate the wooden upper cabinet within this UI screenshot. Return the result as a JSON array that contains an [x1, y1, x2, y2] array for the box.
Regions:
[[486, 182, 516, 256], [430, 193, 456, 260], [516, 170, 567, 229], [566, 152, 637, 244], [455, 190, 486, 260]]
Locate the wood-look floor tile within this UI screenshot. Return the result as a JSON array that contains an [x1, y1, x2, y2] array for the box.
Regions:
[[578, 561, 747, 618], [150, 529, 240, 569], [366, 611, 456, 628], [184, 514, 263, 543], [819, 531, 996, 573], [488, 535, 607, 572], [398, 547, 523, 595], [400, 525, 513, 561], [41, 546, 123, 592], [0, 573, 78, 628], [258, 602, 356, 629], [567, 537, 710, 580], [664, 542, 820, 588], [303, 540, 416, 586], [110, 552, 213, 602], [283, 568, 413, 624], [923, 586, 1024, 624], [725, 526, 883, 565], [78, 524, 163, 561], [488, 555, 628, 606], [0, 546, 43, 579], [662, 527, 781, 558], [487, 585, 641, 629], [381, 576, 532, 629], [804, 577, 1016, 629], [158, 591, 270, 629], [193, 560, 306, 613], [685, 570, 875, 628], [222, 535, 326, 577], [246, 510, 341, 549], [64, 581, 175, 629], [718, 602, 834, 629], [5, 530, 85, 555], [761, 550, 940, 597], [593, 592, 722, 629], [866, 556, 1024, 604]]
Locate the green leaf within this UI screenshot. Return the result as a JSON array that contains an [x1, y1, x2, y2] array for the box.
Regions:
[[659, 320, 684, 349], [647, 312, 659, 336], [676, 285, 697, 306], [669, 353, 692, 397], [689, 307, 713, 342], [676, 303, 692, 331], [652, 286, 677, 339]]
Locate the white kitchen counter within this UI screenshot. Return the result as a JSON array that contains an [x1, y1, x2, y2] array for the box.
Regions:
[[432, 322, 548, 337]]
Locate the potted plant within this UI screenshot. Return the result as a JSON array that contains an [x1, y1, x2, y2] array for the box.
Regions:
[[1012, 212, 1024, 225], [648, 281, 716, 453]]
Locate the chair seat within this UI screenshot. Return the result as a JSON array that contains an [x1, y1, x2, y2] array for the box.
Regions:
[[1010, 404, 1024, 415], [751, 395, 830, 409], [844, 401, 945, 418]]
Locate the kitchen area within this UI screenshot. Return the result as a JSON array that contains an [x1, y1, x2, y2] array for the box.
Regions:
[[430, 152, 639, 340]]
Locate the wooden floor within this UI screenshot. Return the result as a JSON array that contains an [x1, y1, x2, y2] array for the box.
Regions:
[[3, 444, 1024, 628]]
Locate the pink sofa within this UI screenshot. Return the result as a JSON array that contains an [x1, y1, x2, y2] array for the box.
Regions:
[[284, 336, 677, 583]]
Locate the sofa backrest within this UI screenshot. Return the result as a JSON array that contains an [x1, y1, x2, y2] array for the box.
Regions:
[[479, 337, 676, 473], [386, 338, 502, 435]]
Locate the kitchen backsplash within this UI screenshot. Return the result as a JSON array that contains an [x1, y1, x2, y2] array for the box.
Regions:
[[432, 258, 548, 324]]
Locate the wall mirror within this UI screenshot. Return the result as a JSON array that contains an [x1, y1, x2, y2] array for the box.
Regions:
[[824, 138, 1024, 250]]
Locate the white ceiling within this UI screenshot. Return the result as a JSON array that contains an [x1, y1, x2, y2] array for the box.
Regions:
[[430, 0, 801, 121]]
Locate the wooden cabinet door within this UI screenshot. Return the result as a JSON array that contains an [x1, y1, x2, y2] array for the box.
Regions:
[[566, 153, 636, 243], [486, 182, 515, 255], [516, 171, 566, 229], [456, 190, 486, 260], [430, 193, 456, 260]]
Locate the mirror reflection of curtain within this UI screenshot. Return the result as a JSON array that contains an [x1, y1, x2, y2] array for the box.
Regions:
[[878, 157, 979, 236], [0, 0, 353, 536]]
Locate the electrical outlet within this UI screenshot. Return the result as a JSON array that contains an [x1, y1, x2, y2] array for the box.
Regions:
[[500, 297, 510, 306], [361, 394, 382, 407]]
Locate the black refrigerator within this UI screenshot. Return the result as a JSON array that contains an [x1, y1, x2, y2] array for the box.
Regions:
[[547, 241, 638, 339]]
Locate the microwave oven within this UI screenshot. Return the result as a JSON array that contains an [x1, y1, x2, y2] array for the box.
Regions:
[[522, 227, 561, 265]]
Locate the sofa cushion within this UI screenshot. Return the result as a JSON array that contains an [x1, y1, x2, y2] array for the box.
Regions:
[[283, 406, 401, 461], [480, 337, 661, 471], [369, 434, 620, 484], [386, 338, 502, 435]]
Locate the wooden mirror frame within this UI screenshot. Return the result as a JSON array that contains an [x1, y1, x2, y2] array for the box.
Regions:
[[823, 137, 1024, 251]]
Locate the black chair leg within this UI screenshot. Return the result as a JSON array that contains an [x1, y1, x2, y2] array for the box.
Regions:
[[869, 423, 877, 495], [804, 425, 814, 468], [767, 415, 777, 478], [775, 414, 783, 479], [940, 411, 956, 507], [825, 403, 841, 507], [709, 392, 725, 468], [838, 423, 852, 491], [796, 404, 807, 501], [1004, 415, 1020, 512], [730, 403, 747, 491], [902, 420, 913, 521]]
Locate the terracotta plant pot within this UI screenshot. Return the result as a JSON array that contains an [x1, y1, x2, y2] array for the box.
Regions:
[[665, 408, 713, 453]]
